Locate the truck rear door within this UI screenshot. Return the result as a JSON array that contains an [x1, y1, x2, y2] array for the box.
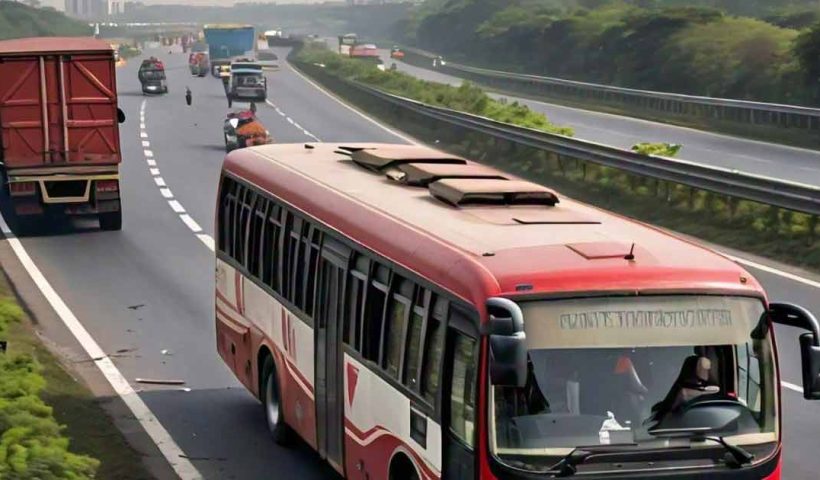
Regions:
[[0, 52, 120, 168]]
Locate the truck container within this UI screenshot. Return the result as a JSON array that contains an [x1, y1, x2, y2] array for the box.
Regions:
[[0, 37, 124, 232], [203, 25, 255, 76]]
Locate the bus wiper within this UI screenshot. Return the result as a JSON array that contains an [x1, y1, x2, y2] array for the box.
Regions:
[[549, 443, 638, 477], [649, 428, 754, 468]]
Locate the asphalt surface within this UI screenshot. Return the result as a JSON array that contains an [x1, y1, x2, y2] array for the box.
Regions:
[[2, 46, 819, 479], [380, 51, 820, 187]]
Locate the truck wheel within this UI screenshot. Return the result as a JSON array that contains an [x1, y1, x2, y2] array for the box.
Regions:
[[99, 210, 122, 231], [261, 357, 293, 446]]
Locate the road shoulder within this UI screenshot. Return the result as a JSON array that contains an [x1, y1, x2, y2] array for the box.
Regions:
[[0, 238, 176, 480]]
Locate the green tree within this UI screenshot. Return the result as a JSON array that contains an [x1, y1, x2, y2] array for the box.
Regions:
[[794, 21, 820, 101]]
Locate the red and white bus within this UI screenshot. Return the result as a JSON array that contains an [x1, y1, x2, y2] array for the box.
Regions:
[[214, 143, 820, 480]]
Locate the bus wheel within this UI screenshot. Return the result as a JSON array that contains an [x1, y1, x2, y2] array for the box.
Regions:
[[262, 357, 293, 446]]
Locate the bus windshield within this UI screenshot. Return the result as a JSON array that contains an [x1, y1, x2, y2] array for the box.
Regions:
[[491, 295, 778, 474]]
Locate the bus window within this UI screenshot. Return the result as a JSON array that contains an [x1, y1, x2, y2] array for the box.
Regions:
[[262, 204, 283, 290], [403, 287, 429, 391], [231, 184, 247, 263], [248, 197, 266, 277], [302, 227, 322, 316], [346, 256, 368, 350], [283, 213, 303, 303], [450, 331, 477, 448], [362, 264, 389, 363], [218, 177, 236, 255], [422, 297, 447, 404], [385, 277, 412, 379]]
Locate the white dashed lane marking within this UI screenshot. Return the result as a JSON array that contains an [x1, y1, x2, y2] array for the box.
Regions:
[[265, 99, 320, 141], [140, 99, 215, 252]]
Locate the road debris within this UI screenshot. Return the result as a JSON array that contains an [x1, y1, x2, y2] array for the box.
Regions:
[[127, 304, 145, 310], [135, 378, 186, 385]]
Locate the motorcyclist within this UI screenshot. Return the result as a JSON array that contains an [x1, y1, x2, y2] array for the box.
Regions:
[[228, 109, 271, 148]]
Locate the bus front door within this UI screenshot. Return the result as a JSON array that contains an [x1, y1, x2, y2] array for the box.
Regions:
[[315, 237, 349, 473]]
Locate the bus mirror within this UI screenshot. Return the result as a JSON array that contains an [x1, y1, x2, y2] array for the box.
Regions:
[[117, 108, 126, 124], [769, 303, 820, 400], [487, 298, 527, 388], [799, 334, 820, 400]]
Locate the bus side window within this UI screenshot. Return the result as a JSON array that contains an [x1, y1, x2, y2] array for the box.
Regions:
[[231, 183, 246, 263], [302, 226, 322, 316], [240, 190, 258, 272], [281, 212, 301, 302], [247, 196, 266, 278], [345, 255, 369, 352], [449, 328, 477, 448], [217, 177, 234, 253], [362, 264, 389, 363], [384, 277, 413, 380], [262, 203, 283, 291], [403, 287, 430, 391], [421, 296, 447, 405]]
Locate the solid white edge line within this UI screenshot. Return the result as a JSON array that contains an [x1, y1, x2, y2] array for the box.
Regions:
[[0, 214, 202, 480], [179, 214, 202, 233], [168, 200, 185, 213], [285, 60, 418, 144], [722, 253, 820, 290]]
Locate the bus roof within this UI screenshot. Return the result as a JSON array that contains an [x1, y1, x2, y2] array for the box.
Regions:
[[224, 143, 762, 307]]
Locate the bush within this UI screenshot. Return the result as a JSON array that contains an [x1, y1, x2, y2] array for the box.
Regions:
[[0, 298, 99, 480], [631, 142, 682, 157], [297, 44, 574, 136]]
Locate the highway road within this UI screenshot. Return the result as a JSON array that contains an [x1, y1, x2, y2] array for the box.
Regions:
[[0, 46, 818, 480], [379, 51, 820, 187]]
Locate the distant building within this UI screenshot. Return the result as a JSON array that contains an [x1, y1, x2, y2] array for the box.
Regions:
[[64, 0, 122, 17]]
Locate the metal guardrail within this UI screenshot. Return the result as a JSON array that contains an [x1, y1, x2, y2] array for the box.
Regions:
[[343, 78, 820, 216], [401, 46, 820, 133]]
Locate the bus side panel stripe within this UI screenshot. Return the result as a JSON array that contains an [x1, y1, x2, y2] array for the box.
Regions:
[[344, 419, 440, 480], [274, 347, 317, 450]]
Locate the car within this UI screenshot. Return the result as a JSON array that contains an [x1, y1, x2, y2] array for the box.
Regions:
[[223, 109, 272, 152], [228, 61, 266, 106], [255, 50, 279, 70], [138, 57, 167, 94]]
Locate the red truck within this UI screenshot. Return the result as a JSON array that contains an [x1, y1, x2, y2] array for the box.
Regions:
[[0, 37, 124, 232]]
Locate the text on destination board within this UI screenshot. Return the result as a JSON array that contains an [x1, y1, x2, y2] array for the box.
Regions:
[[559, 309, 733, 331]]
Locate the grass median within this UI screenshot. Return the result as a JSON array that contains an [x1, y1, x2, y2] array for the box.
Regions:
[[0, 272, 153, 480]]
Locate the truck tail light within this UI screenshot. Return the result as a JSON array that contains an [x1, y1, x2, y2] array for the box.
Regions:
[[96, 180, 119, 193], [9, 182, 36, 197]]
